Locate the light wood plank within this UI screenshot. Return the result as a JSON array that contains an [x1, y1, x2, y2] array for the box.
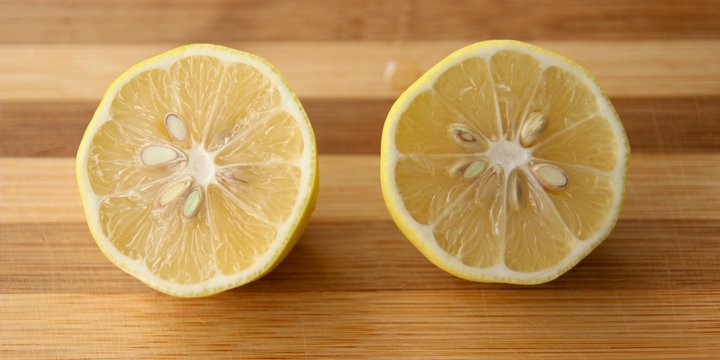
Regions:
[[1, 154, 720, 224], [1, 291, 718, 359], [1, 218, 719, 293], [2, 0, 719, 44], [1, 41, 719, 101]]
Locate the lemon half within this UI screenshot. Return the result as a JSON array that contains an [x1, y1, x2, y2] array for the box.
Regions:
[[76, 44, 318, 297], [381, 40, 629, 284]]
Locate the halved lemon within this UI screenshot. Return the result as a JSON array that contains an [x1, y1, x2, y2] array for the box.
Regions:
[[381, 40, 629, 284], [76, 44, 318, 297]]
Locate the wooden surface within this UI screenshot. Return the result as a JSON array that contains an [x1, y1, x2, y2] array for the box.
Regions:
[[1, 1, 720, 358]]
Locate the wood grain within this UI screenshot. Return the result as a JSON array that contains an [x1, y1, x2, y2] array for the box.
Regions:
[[1, 41, 719, 101], [3, 96, 720, 157], [2, 0, 719, 43], [2, 290, 718, 359], [2, 217, 719, 293], [2, 1, 719, 358], [0, 99, 394, 156]]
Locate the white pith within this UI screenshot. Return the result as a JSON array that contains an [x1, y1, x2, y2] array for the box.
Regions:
[[382, 41, 629, 283], [487, 140, 531, 174], [185, 143, 216, 187], [76, 45, 316, 296]]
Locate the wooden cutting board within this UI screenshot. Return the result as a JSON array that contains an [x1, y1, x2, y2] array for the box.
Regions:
[[1, 1, 719, 358]]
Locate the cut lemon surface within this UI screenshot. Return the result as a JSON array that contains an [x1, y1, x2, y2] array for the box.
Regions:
[[381, 40, 629, 284], [76, 44, 318, 297]]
